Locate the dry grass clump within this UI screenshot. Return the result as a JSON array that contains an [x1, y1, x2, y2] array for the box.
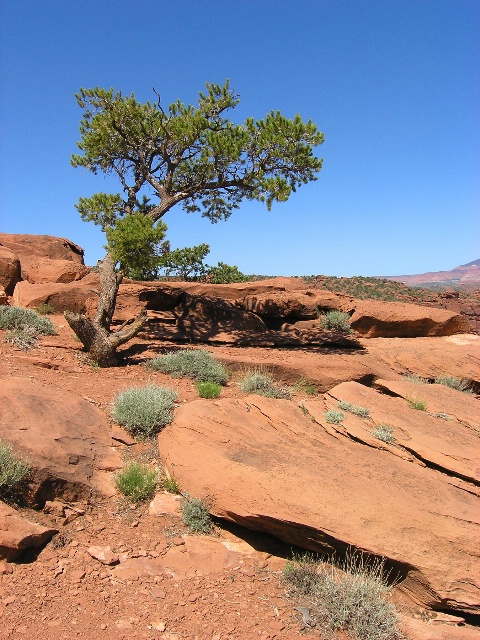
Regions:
[[0, 440, 30, 499], [284, 551, 403, 640], [337, 400, 370, 418], [147, 349, 228, 385], [239, 371, 291, 399], [434, 376, 473, 394]]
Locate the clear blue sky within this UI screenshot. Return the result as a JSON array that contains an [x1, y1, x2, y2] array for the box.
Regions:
[[1, 0, 478, 276]]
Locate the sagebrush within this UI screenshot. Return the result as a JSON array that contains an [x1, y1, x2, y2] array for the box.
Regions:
[[147, 349, 228, 385], [337, 400, 370, 418], [435, 376, 473, 394], [111, 385, 177, 437], [0, 305, 56, 334], [372, 425, 396, 444], [324, 410, 345, 424], [182, 494, 213, 534], [319, 310, 353, 333], [239, 371, 291, 399]]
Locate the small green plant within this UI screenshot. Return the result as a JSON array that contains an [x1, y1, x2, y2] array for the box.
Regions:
[[239, 371, 291, 399], [319, 310, 353, 333], [0, 305, 56, 334], [406, 396, 428, 411], [147, 349, 228, 385], [324, 410, 345, 424], [111, 385, 177, 437], [337, 401, 370, 418], [35, 303, 56, 315], [0, 440, 30, 498], [372, 425, 396, 444], [402, 373, 427, 385], [181, 494, 213, 534], [435, 376, 473, 394], [115, 461, 157, 502], [292, 377, 318, 395], [196, 381, 222, 399], [283, 550, 402, 640], [162, 475, 180, 494]]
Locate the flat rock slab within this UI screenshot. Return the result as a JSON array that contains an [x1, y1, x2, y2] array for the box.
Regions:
[[159, 393, 480, 614], [0, 377, 121, 505], [0, 502, 57, 561]]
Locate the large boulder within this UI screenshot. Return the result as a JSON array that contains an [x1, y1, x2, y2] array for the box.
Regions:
[[0, 244, 21, 295], [12, 272, 99, 313], [0, 502, 57, 561], [239, 290, 348, 320], [159, 385, 480, 614], [0, 377, 121, 506], [0, 233, 88, 284], [349, 299, 473, 337]]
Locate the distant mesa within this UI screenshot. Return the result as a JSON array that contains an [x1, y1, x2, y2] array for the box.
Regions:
[[381, 259, 480, 288]]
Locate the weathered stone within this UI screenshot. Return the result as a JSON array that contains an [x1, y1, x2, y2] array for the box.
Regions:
[[0, 502, 57, 561], [0, 245, 21, 295]]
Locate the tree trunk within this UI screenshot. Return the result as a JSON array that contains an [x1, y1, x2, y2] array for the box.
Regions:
[[64, 253, 147, 367]]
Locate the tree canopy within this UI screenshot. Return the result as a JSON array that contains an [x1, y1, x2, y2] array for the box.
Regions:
[[72, 80, 324, 230]]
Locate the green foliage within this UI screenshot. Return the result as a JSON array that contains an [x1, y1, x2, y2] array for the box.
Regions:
[[284, 551, 402, 640], [319, 310, 353, 333], [406, 397, 428, 411], [162, 475, 180, 494], [337, 401, 370, 418], [434, 376, 473, 394], [35, 303, 55, 315], [196, 381, 222, 399], [239, 371, 291, 399], [0, 305, 56, 335], [324, 410, 345, 424], [111, 385, 177, 437], [207, 262, 249, 284], [292, 377, 318, 395], [159, 243, 210, 281], [372, 425, 396, 444], [72, 81, 323, 229], [115, 461, 157, 502], [181, 494, 213, 534], [0, 440, 30, 498], [105, 212, 169, 280], [147, 349, 228, 385]]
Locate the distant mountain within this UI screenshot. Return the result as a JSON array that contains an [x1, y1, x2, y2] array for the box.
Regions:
[[381, 260, 480, 288]]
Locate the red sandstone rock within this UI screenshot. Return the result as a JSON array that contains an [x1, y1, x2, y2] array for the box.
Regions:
[[87, 546, 119, 565], [0, 502, 57, 561], [0, 244, 21, 295], [239, 289, 348, 319], [349, 299, 472, 337], [159, 392, 480, 614], [0, 377, 121, 505], [0, 286, 7, 306]]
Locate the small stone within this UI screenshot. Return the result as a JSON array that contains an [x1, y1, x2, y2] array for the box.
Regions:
[[172, 537, 185, 546], [100, 624, 107, 630], [152, 621, 166, 632], [151, 587, 166, 599], [87, 546, 119, 565], [0, 561, 13, 575], [269, 620, 285, 631]]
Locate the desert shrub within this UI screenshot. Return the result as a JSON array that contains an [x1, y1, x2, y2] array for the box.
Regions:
[[162, 475, 180, 494], [239, 371, 291, 399], [406, 397, 427, 411], [207, 262, 249, 284], [324, 410, 345, 424], [115, 461, 157, 502], [319, 310, 353, 333], [182, 494, 213, 534], [292, 377, 318, 395], [147, 349, 228, 385], [0, 305, 56, 335], [196, 381, 222, 399], [111, 385, 177, 437], [35, 303, 56, 315], [402, 373, 427, 385], [5, 327, 39, 351], [284, 551, 402, 640], [434, 376, 473, 394], [337, 401, 370, 418], [372, 425, 396, 444], [0, 440, 30, 498]]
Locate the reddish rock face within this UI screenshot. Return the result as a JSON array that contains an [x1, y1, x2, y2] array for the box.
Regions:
[[0, 377, 121, 506], [0, 502, 57, 561], [0, 245, 21, 295], [159, 387, 479, 614]]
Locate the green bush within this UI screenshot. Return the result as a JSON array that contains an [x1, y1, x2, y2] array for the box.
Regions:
[[147, 349, 228, 385], [162, 475, 180, 494], [0, 305, 56, 335], [111, 385, 177, 437], [284, 551, 402, 640], [337, 401, 370, 418], [324, 410, 345, 424], [292, 377, 318, 395], [182, 494, 213, 534], [435, 376, 473, 394], [115, 461, 157, 502], [35, 303, 56, 315], [239, 371, 291, 399], [319, 310, 353, 333], [207, 262, 249, 284], [196, 381, 222, 399], [372, 425, 396, 444], [0, 440, 30, 498], [406, 396, 427, 411]]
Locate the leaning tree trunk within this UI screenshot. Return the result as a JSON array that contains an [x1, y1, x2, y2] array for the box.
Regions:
[[64, 253, 147, 367]]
